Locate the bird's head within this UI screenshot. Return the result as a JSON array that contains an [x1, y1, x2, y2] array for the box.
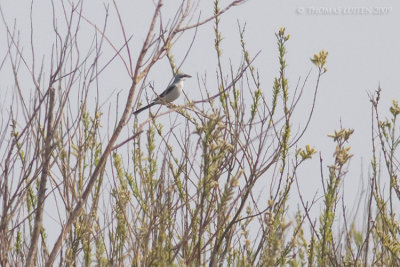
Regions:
[[174, 73, 192, 82]]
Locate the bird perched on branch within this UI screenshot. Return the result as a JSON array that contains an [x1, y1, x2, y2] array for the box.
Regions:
[[133, 73, 192, 115]]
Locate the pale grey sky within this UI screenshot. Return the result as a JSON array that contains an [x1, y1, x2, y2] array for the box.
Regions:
[[220, 0, 400, 214]]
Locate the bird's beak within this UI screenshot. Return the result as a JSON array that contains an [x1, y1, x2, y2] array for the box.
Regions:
[[183, 74, 192, 78]]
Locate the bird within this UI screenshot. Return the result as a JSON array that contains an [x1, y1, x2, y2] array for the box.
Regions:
[[133, 73, 192, 115]]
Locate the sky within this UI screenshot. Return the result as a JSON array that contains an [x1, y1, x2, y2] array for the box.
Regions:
[[1, 0, 400, 241], [242, 0, 400, 214], [221, 0, 400, 216]]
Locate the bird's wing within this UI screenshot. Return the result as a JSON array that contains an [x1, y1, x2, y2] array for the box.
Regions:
[[158, 84, 176, 99]]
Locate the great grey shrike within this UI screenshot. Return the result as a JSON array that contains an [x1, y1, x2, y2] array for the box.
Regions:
[[134, 73, 192, 115]]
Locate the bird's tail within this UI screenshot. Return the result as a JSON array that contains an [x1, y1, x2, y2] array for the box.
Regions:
[[133, 102, 156, 115]]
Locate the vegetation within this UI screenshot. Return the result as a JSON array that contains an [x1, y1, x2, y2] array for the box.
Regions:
[[0, 1, 399, 266]]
